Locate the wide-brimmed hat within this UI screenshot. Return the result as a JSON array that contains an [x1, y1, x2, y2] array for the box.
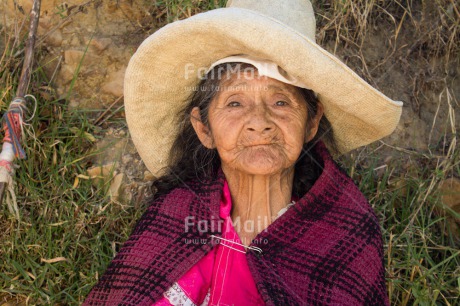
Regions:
[[124, 0, 403, 176]]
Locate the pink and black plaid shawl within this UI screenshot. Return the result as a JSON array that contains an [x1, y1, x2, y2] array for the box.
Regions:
[[84, 142, 389, 305]]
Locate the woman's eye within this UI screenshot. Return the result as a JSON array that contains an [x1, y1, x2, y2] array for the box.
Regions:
[[275, 100, 288, 106], [227, 101, 241, 107]]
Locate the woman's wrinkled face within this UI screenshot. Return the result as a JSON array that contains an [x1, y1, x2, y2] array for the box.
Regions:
[[191, 70, 322, 176]]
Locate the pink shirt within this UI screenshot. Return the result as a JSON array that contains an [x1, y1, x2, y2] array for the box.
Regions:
[[154, 181, 265, 305]]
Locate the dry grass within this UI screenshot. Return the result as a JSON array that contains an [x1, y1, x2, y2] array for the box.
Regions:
[[316, 0, 459, 104], [313, 1, 459, 304]]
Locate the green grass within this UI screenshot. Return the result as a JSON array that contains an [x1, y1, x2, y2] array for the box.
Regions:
[[341, 146, 460, 305], [0, 95, 143, 304], [1, 0, 459, 305]]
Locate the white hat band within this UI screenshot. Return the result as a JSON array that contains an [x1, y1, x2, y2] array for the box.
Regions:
[[208, 55, 309, 89]]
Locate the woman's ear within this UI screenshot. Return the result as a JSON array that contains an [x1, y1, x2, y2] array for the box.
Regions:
[[190, 107, 215, 149], [305, 102, 324, 143]]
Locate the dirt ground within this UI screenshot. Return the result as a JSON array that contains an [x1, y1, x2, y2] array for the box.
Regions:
[[316, 0, 459, 154]]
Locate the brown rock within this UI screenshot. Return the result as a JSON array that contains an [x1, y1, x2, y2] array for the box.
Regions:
[[59, 64, 77, 84], [439, 178, 460, 207], [64, 49, 97, 68], [101, 68, 126, 97], [93, 137, 129, 166], [45, 29, 63, 47], [109, 173, 125, 201], [87, 163, 118, 186], [90, 37, 112, 54], [38, 16, 52, 31], [86, 164, 126, 202], [437, 177, 460, 242]]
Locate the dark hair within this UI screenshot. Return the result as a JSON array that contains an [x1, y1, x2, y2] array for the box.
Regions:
[[151, 63, 338, 199]]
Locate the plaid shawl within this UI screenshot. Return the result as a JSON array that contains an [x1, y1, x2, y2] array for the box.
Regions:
[[84, 142, 389, 305]]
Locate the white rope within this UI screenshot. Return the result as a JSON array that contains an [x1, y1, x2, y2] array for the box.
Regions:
[[0, 142, 15, 162], [24, 94, 38, 123], [0, 163, 19, 220]]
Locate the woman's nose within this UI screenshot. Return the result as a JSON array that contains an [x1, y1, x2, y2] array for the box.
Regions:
[[246, 105, 274, 133]]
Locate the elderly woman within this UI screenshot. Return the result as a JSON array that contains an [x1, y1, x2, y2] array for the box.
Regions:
[[84, 0, 402, 305]]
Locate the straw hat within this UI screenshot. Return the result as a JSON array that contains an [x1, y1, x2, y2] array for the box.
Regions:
[[124, 0, 403, 176]]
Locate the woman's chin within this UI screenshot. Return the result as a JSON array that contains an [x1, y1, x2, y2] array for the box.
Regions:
[[233, 153, 289, 176]]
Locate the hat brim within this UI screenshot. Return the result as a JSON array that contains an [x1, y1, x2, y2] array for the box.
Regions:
[[124, 7, 402, 176]]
